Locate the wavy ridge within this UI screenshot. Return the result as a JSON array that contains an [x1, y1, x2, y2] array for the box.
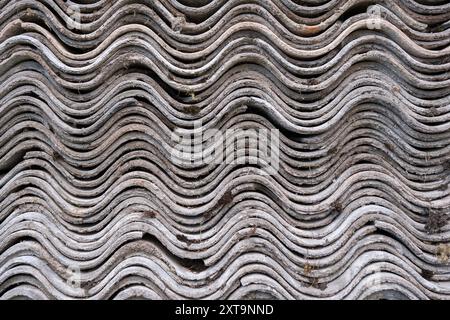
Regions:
[[0, 0, 449, 300]]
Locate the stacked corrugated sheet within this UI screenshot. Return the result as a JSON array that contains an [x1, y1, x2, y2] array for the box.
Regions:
[[0, 0, 449, 300]]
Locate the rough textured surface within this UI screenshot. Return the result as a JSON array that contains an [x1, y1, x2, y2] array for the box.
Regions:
[[0, 0, 450, 300]]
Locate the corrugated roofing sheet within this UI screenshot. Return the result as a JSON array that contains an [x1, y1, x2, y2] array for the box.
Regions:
[[0, 0, 449, 300]]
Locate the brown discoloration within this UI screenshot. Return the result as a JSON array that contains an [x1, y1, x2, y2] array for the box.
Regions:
[[184, 105, 201, 115], [392, 85, 401, 93], [141, 210, 158, 219], [205, 190, 234, 220], [384, 142, 395, 153], [317, 282, 328, 291], [176, 234, 190, 244], [425, 209, 447, 234], [82, 279, 98, 290], [421, 269, 434, 280], [218, 190, 233, 207], [188, 91, 196, 101], [436, 244, 450, 263], [307, 276, 326, 291], [302, 24, 321, 35], [311, 278, 327, 291], [24, 8, 35, 18], [330, 200, 343, 215], [301, 253, 321, 288], [304, 263, 314, 275], [203, 210, 214, 222], [176, 234, 201, 245], [51, 150, 62, 161], [306, 78, 318, 86], [245, 226, 258, 239], [328, 145, 339, 156]]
